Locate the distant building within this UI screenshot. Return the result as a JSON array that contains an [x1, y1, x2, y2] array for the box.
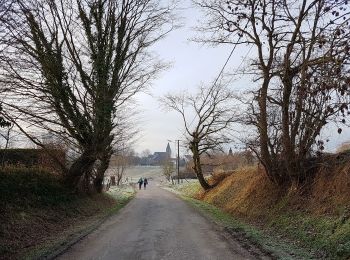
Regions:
[[229, 148, 233, 156], [148, 143, 172, 165], [166, 142, 171, 157]]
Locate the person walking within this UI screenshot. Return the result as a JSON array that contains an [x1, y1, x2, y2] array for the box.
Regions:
[[138, 177, 143, 190], [143, 178, 148, 189]]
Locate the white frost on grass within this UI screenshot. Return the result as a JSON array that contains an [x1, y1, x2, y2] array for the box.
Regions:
[[107, 184, 136, 200]]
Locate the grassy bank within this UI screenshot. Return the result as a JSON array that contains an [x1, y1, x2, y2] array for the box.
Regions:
[[169, 165, 350, 259], [0, 167, 135, 260]]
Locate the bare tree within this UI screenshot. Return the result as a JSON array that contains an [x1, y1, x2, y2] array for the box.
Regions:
[[0, 123, 16, 149], [108, 106, 138, 186], [110, 151, 128, 186], [141, 149, 152, 158], [161, 84, 237, 190], [195, 0, 350, 184], [0, 0, 176, 192], [162, 158, 174, 182]]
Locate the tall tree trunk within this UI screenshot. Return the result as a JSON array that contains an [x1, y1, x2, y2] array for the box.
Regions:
[[191, 141, 211, 190], [111, 176, 116, 186], [281, 72, 297, 181], [116, 173, 122, 186], [258, 80, 277, 183], [65, 149, 96, 190], [94, 146, 112, 193]]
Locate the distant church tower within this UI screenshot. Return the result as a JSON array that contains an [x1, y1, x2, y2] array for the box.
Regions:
[[166, 143, 172, 158]]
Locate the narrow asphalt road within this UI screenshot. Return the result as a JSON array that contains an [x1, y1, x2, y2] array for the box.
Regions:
[[57, 183, 261, 260]]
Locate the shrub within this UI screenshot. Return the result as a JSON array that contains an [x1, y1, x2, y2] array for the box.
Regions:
[[0, 166, 72, 208], [0, 148, 66, 174], [0, 149, 40, 166]]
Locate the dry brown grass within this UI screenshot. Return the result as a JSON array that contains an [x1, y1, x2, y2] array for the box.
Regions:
[[203, 166, 282, 220], [192, 155, 350, 258], [202, 153, 350, 219], [309, 160, 350, 215]]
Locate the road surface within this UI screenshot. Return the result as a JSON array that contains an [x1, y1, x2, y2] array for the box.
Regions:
[[57, 183, 263, 260]]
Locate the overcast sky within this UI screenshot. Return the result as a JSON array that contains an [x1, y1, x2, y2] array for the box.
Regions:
[[133, 1, 243, 154], [130, 0, 350, 155]]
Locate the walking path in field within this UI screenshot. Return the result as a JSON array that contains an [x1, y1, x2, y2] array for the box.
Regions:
[[57, 183, 264, 260]]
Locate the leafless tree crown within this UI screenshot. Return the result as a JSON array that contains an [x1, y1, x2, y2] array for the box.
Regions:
[[195, 0, 350, 183]]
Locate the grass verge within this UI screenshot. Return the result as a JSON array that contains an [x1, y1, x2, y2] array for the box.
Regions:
[[265, 210, 350, 259]]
